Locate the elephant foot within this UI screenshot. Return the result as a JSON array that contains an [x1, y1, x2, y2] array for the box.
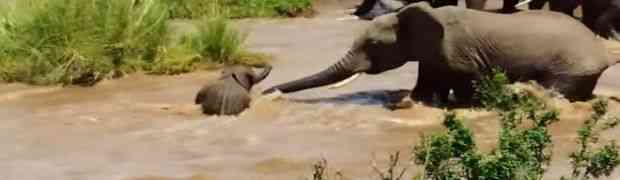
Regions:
[[384, 99, 414, 110], [499, 8, 520, 14], [410, 94, 448, 107]]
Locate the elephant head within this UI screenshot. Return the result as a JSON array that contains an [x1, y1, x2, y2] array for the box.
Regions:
[[263, 2, 443, 94], [195, 65, 272, 106]]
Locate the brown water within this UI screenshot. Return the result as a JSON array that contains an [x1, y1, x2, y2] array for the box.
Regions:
[[2, 1, 620, 179]]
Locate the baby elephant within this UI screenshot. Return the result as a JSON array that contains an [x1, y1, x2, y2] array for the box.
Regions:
[[195, 65, 272, 115]]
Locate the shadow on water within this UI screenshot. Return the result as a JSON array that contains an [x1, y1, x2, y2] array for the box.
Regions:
[[286, 89, 411, 106], [284, 89, 476, 110]]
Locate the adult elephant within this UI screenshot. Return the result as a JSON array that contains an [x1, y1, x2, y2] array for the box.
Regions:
[[583, 0, 620, 40], [518, 0, 619, 40], [504, 0, 580, 14], [264, 2, 619, 103], [353, 0, 487, 20]]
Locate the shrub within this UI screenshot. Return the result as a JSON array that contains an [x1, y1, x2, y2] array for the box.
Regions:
[[304, 71, 620, 180], [563, 99, 620, 180], [412, 71, 619, 180]]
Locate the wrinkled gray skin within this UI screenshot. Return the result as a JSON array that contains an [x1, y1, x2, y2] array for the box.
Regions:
[[195, 65, 272, 115], [264, 2, 619, 103]]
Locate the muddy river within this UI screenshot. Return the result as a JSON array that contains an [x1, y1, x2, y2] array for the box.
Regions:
[[1, 0, 620, 179]]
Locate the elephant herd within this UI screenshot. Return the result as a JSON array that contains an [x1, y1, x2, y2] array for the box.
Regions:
[[196, 0, 620, 116], [353, 0, 619, 40]]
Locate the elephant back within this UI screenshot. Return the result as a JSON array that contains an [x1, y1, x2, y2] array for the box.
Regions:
[[198, 80, 252, 115]]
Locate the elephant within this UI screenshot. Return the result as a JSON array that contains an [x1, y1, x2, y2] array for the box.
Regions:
[[195, 65, 272, 115], [353, 0, 406, 20], [472, 0, 576, 14], [263, 2, 620, 104], [352, 0, 487, 20], [582, 0, 620, 40], [514, 0, 619, 40]]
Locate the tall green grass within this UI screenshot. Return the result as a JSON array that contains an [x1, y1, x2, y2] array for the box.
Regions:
[[183, 17, 245, 64], [0, 0, 270, 85], [0, 0, 169, 85], [167, 0, 314, 19]]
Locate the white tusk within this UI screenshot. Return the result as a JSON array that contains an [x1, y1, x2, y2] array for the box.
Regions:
[[336, 15, 359, 21], [515, 0, 533, 7], [328, 73, 362, 89]]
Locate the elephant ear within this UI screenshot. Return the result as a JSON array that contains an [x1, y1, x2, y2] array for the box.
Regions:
[[195, 86, 207, 104], [396, 2, 445, 60], [232, 72, 253, 90]]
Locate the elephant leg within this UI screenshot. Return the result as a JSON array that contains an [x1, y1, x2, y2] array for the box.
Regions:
[[411, 84, 449, 105], [581, 0, 601, 30], [595, 7, 620, 39], [353, 0, 377, 16], [549, 0, 578, 17], [502, 0, 519, 13], [433, 0, 458, 7], [528, 0, 548, 10], [410, 80, 436, 104], [453, 79, 476, 105], [466, 0, 487, 10], [411, 65, 450, 105]]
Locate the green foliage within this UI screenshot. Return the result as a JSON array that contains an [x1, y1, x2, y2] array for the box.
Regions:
[[303, 71, 620, 180], [0, 0, 169, 85], [182, 17, 245, 64], [414, 70, 560, 180], [473, 68, 514, 111], [564, 99, 620, 180], [413, 113, 474, 180], [0, 0, 269, 85], [178, 16, 269, 68], [166, 0, 313, 19]]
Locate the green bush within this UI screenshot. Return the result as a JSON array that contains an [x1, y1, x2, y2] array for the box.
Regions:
[[564, 99, 620, 180], [166, 0, 314, 19], [412, 71, 619, 180], [304, 71, 620, 180]]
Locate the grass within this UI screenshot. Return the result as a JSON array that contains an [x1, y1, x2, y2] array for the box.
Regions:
[[0, 0, 170, 85], [182, 17, 246, 64], [305, 71, 620, 180], [166, 0, 314, 19], [0, 0, 271, 86]]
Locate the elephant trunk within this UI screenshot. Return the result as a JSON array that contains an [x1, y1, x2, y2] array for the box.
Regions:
[[262, 51, 370, 94]]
